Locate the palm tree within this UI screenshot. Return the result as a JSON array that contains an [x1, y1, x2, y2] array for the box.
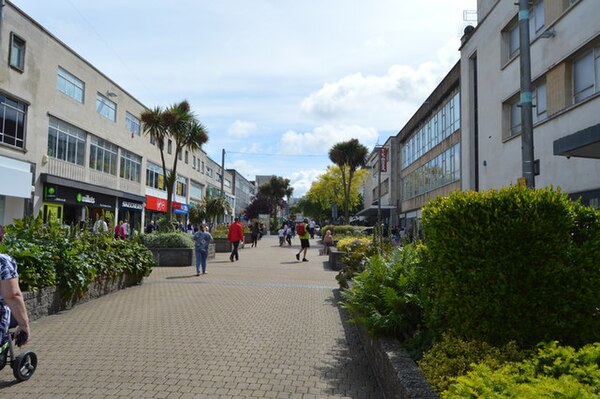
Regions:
[[202, 195, 230, 231], [328, 138, 368, 224], [141, 100, 208, 222], [258, 176, 293, 222]]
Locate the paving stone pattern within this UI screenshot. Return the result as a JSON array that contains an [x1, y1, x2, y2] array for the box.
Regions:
[[1, 235, 383, 398]]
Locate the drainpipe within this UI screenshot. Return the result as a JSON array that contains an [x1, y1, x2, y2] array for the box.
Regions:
[[0, 0, 5, 54]]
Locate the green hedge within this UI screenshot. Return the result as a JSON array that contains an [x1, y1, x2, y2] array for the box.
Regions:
[[141, 232, 194, 248], [321, 225, 365, 237], [420, 186, 600, 347], [0, 215, 155, 300], [444, 341, 600, 398]]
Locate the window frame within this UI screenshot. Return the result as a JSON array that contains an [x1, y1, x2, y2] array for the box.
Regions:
[[57, 66, 85, 103], [120, 149, 142, 183], [47, 116, 86, 166], [89, 136, 118, 175], [96, 93, 117, 122], [573, 47, 599, 104], [8, 32, 26, 72], [125, 112, 141, 136], [0, 94, 27, 149]]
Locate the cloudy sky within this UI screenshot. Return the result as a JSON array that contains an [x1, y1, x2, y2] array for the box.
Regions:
[[13, 0, 476, 196]]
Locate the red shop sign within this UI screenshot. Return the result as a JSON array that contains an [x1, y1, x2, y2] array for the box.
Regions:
[[145, 196, 182, 213]]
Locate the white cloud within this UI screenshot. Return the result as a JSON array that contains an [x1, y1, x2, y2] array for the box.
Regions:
[[278, 125, 379, 156], [289, 169, 326, 198], [301, 39, 461, 130], [227, 120, 257, 138], [228, 159, 261, 181]]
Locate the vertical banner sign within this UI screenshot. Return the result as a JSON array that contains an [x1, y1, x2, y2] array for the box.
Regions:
[[380, 147, 388, 172]]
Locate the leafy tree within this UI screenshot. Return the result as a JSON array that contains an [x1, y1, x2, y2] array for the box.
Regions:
[[304, 165, 367, 223], [141, 100, 208, 222], [244, 193, 273, 220], [328, 139, 369, 223]]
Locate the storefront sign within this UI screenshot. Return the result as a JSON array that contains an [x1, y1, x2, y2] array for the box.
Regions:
[[44, 184, 114, 209], [146, 195, 187, 214], [380, 147, 388, 173], [119, 199, 144, 211]]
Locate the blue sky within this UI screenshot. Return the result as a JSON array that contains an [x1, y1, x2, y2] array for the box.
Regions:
[[13, 0, 476, 196]]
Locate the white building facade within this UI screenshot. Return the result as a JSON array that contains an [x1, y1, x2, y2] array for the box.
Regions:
[[460, 0, 600, 206], [0, 1, 234, 231]]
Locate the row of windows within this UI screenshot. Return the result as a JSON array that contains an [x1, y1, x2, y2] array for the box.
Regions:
[[401, 144, 461, 201], [401, 92, 460, 169], [9, 28, 141, 137], [506, 80, 547, 139], [47, 116, 141, 182]]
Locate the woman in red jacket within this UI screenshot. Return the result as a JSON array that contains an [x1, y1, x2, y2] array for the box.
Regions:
[[227, 218, 244, 262]]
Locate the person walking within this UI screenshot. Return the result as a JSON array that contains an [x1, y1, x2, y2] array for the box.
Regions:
[[322, 230, 334, 255], [285, 224, 292, 246], [192, 225, 212, 275], [295, 219, 310, 262], [251, 222, 260, 247], [227, 217, 244, 262]]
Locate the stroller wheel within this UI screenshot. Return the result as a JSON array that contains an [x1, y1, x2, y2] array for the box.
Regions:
[[13, 351, 37, 381]]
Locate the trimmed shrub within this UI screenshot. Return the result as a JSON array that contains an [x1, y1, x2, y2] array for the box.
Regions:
[[341, 245, 424, 341], [420, 186, 600, 347], [321, 224, 362, 237], [336, 237, 372, 252], [444, 341, 600, 398], [141, 232, 194, 248], [419, 334, 525, 394], [1, 215, 154, 299]]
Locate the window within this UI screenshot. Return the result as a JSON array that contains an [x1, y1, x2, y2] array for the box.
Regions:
[[167, 139, 172, 154], [89, 136, 118, 175], [146, 162, 165, 190], [206, 166, 213, 178], [401, 92, 460, 169], [201, 161, 205, 174], [573, 47, 600, 103], [96, 93, 116, 121], [401, 144, 460, 200], [120, 149, 141, 183], [192, 155, 197, 170], [57, 67, 84, 103], [178, 150, 182, 161], [47, 116, 86, 165], [125, 112, 140, 136], [176, 177, 187, 197], [506, 81, 547, 139], [225, 179, 231, 188], [0, 95, 27, 149], [503, 1, 545, 63], [9, 33, 25, 71], [150, 135, 156, 145], [185, 151, 189, 164]]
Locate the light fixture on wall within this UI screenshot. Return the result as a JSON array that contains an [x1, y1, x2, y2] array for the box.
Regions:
[[105, 90, 118, 98], [540, 28, 556, 39], [41, 154, 48, 165]]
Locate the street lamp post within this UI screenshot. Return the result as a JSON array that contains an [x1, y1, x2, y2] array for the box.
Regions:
[[518, 0, 535, 188]]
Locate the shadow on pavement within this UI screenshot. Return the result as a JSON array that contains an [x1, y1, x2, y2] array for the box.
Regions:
[[314, 289, 384, 398], [165, 274, 197, 280]]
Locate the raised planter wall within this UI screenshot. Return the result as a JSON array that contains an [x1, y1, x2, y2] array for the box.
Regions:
[[356, 323, 439, 399], [24, 272, 143, 322], [150, 248, 193, 266], [328, 248, 345, 271], [213, 238, 232, 252]]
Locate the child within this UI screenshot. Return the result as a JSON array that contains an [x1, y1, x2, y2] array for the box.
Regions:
[[278, 225, 286, 246]]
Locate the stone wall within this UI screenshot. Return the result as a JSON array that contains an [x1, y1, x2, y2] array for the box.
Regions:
[[356, 324, 439, 399], [23, 272, 143, 322]]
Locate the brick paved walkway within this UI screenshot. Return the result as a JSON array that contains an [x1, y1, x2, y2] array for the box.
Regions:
[[1, 235, 383, 398]]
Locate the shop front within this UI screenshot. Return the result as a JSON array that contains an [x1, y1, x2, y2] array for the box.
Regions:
[[118, 199, 145, 236], [0, 155, 34, 226], [40, 174, 145, 230], [145, 195, 189, 228]]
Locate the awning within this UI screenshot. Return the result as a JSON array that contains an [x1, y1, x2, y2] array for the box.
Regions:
[[355, 205, 397, 217], [0, 156, 32, 198], [553, 123, 600, 159]]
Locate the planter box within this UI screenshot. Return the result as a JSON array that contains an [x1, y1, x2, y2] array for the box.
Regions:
[[213, 237, 232, 252], [244, 232, 253, 244], [356, 323, 438, 399], [328, 248, 346, 271], [24, 272, 143, 322], [150, 247, 193, 266]]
